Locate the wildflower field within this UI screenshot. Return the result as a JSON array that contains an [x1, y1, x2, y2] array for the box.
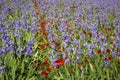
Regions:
[[0, 0, 120, 80]]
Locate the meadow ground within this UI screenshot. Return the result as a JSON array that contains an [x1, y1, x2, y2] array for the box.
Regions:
[[0, 0, 120, 80]]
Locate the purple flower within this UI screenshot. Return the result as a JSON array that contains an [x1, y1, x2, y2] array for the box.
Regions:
[[62, 52, 66, 59], [0, 47, 6, 55], [1, 33, 7, 40], [21, 21, 27, 28], [30, 26, 37, 32], [91, 44, 98, 49], [83, 42, 87, 46], [0, 66, 5, 74], [64, 37, 71, 43], [91, 24, 98, 32], [0, 50, 3, 55], [15, 20, 21, 27], [25, 46, 33, 56], [49, 53, 53, 59], [116, 41, 120, 48], [51, 44, 55, 49], [112, 52, 116, 57], [74, 57, 80, 63], [58, 26, 65, 31], [28, 39, 34, 46], [62, 32, 66, 37], [101, 42, 106, 51], [92, 32, 97, 37], [67, 46, 73, 53], [65, 58, 70, 64], [48, 33, 52, 39], [74, 39, 79, 45], [104, 60, 110, 67], [1, 69, 5, 74], [16, 46, 24, 54], [79, 33, 86, 39], [77, 49, 82, 55], [55, 53, 59, 58]]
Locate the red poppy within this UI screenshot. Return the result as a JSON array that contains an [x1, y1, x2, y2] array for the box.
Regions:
[[31, 61, 37, 67], [38, 19, 40, 22], [50, 21, 54, 25], [82, 30, 86, 34], [116, 48, 118, 54], [106, 35, 109, 38], [40, 21, 47, 30], [43, 61, 49, 66], [43, 32, 47, 37], [41, 26, 45, 30], [87, 32, 91, 36], [110, 41, 114, 45], [58, 47, 64, 52], [38, 65, 42, 69], [84, 57, 88, 62], [42, 43, 50, 47], [107, 56, 112, 61], [52, 40, 60, 47], [118, 60, 120, 65], [105, 27, 109, 31], [78, 63, 82, 69], [31, 63, 36, 67], [106, 49, 111, 53], [55, 59, 64, 66], [111, 34, 115, 36], [69, 69, 73, 75], [36, 11, 39, 15], [40, 45, 44, 50], [56, 65, 60, 69], [97, 49, 101, 54], [47, 67, 52, 72], [41, 21, 47, 27], [42, 70, 48, 77]]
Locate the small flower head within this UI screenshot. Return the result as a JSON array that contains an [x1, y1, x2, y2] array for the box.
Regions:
[[106, 49, 111, 54], [104, 60, 110, 67], [97, 49, 102, 54], [42, 70, 48, 77]]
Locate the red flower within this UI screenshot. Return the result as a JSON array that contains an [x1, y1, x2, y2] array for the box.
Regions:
[[40, 21, 47, 30], [42, 70, 48, 77], [58, 47, 64, 52], [84, 57, 88, 62], [107, 56, 112, 61], [106, 49, 111, 53], [118, 60, 120, 65], [36, 11, 39, 15], [42, 43, 50, 47], [43, 61, 49, 66], [41, 21, 47, 26], [40, 45, 44, 50], [110, 41, 114, 45], [55, 59, 64, 66], [87, 32, 91, 36], [56, 65, 60, 69], [38, 65, 42, 69], [82, 30, 86, 34], [41, 26, 45, 30], [78, 63, 82, 69], [97, 49, 101, 54], [116, 48, 118, 54], [105, 27, 109, 31], [47, 67, 52, 72], [52, 40, 60, 47], [38, 19, 40, 22], [69, 69, 73, 75]]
